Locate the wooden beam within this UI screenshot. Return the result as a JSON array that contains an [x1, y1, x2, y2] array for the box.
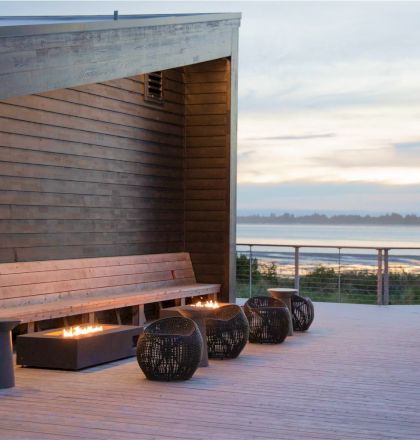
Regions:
[[0, 17, 239, 100]]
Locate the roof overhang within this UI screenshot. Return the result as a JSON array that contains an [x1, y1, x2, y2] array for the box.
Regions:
[[0, 13, 241, 99]]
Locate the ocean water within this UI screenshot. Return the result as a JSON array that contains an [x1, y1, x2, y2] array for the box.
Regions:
[[236, 224, 420, 273], [237, 223, 420, 248]]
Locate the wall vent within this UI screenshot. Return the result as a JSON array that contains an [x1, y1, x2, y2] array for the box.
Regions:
[[144, 71, 164, 104]]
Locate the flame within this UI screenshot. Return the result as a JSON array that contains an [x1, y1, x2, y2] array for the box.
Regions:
[[192, 300, 220, 309], [63, 325, 104, 337]]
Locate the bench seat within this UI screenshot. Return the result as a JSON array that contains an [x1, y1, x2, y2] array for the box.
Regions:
[[0, 283, 220, 323], [0, 252, 220, 326]]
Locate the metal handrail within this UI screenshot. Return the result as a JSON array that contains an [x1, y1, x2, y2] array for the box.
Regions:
[[237, 243, 420, 250], [236, 243, 420, 305]]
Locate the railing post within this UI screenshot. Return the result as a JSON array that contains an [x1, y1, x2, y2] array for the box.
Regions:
[[294, 247, 300, 291], [249, 245, 253, 298], [383, 249, 389, 305], [338, 248, 342, 303], [377, 249, 383, 305]]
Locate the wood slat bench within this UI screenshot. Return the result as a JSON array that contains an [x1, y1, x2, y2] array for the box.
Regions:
[[0, 252, 220, 331]]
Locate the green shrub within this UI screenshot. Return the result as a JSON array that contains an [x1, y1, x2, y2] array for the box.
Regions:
[[235, 254, 420, 304]]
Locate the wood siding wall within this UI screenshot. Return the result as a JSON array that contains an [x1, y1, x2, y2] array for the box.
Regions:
[[0, 59, 233, 300], [0, 70, 186, 262], [184, 59, 232, 300]]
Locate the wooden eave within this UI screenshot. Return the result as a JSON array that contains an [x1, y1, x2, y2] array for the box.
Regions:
[[0, 13, 241, 100]]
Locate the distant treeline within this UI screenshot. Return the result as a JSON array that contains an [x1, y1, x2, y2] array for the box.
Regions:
[[237, 213, 420, 225]]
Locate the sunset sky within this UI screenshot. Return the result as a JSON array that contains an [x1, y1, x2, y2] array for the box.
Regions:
[[3, 1, 420, 214]]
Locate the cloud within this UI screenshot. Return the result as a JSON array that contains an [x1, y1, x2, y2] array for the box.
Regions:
[[394, 142, 420, 150], [237, 182, 420, 214], [238, 103, 420, 186], [245, 133, 336, 141], [238, 150, 256, 162], [310, 146, 420, 169], [239, 60, 420, 113], [237, 1, 420, 116]]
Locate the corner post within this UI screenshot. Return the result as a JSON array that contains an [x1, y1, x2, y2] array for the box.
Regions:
[[294, 247, 300, 291], [228, 28, 239, 303], [377, 249, 383, 305], [383, 249, 390, 305], [249, 245, 253, 298], [337, 247, 342, 303]]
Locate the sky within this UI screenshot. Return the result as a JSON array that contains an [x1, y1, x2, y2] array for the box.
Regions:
[[2, 1, 420, 214]]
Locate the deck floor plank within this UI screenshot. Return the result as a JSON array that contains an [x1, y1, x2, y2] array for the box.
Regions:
[[1, 303, 420, 439]]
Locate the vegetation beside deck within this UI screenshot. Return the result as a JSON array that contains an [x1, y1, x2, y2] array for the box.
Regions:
[[236, 255, 420, 304]]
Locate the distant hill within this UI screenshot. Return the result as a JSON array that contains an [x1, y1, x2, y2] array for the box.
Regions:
[[237, 213, 420, 225]]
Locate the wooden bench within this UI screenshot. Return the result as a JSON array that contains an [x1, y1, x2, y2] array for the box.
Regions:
[[0, 252, 220, 331]]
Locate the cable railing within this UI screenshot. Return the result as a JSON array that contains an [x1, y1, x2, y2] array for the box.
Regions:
[[236, 243, 420, 304]]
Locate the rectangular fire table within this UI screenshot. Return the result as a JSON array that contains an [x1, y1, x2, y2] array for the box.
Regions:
[[159, 303, 228, 319], [16, 324, 142, 370]]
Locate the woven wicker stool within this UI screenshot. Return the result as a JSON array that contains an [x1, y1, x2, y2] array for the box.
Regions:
[[291, 294, 314, 331], [244, 296, 290, 344], [137, 317, 203, 381], [206, 304, 249, 359]]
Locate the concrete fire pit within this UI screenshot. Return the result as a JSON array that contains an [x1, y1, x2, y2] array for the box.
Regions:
[[16, 324, 142, 370]]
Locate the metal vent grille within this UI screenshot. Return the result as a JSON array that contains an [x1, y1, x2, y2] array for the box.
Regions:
[[145, 71, 164, 104]]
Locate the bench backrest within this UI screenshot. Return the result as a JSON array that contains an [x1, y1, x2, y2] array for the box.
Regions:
[[0, 252, 196, 309]]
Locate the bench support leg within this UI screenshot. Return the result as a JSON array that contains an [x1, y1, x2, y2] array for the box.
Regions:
[[81, 314, 93, 324], [115, 310, 122, 325], [88, 313, 95, 324], [27, 322, 35, 333], [132, 305, 146, 326], [180, 297, 186, 306]]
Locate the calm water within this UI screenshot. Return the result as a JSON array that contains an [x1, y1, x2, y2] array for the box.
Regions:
[[237, 223, 420, 248], [237, 224, 420, 272]]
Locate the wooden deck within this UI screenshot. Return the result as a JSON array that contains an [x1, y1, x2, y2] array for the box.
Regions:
[[1, 303, 420, 439]]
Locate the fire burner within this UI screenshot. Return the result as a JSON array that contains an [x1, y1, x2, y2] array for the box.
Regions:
[[16, 324, 142, 370]]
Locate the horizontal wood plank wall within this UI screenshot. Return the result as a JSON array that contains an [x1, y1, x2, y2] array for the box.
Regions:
[[184, 59, 231, 301], [0, 69, 185, 262]]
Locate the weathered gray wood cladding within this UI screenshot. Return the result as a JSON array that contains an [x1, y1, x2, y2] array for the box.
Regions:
[[184, 59, 232, 300], [0, 15, 240, 100], [0, 70, 186, 263], [0, 58, 235, 300], [0, 36, 237, 301], [0, 9, 242, 304]]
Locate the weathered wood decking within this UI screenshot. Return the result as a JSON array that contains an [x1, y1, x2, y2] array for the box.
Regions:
[[1, 303, 420, 439]]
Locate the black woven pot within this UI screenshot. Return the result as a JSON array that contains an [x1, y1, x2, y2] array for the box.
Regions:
[[244, 296, 290, 344], [137, 317, 203, 381], [206, 304, 249, 359]]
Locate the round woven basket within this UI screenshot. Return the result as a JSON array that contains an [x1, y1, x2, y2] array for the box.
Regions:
[[244, 296, 290, 344], [206, 304, 249, 359], [137, 316, 203, 381]]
